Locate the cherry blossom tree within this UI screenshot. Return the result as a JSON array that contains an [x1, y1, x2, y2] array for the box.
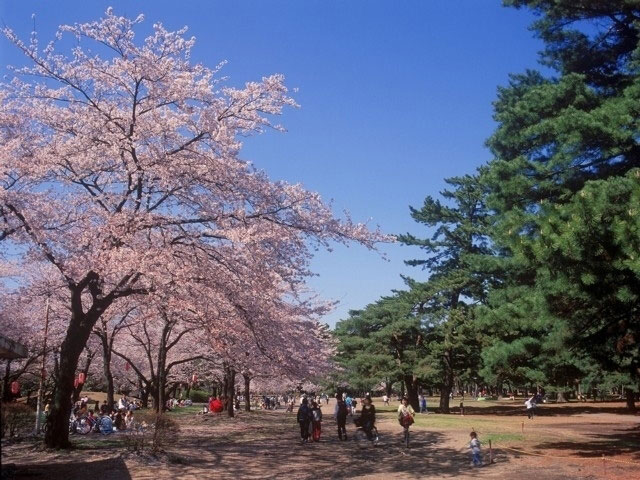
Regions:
[[1, 9, 387, 448]]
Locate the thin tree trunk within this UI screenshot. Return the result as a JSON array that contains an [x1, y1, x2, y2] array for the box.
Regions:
[[99, 334, 115, 410], [243, 374, 251, 412], [439, 349, 453, 413]]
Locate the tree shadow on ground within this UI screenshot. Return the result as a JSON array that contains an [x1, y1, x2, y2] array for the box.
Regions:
[[1, 457, 132, 480], [167, 418, 504, 479], [533, 424, 640, 460]]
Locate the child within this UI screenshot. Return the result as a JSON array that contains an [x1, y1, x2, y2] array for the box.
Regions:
[[125, 410, 134, 430], [469, 431, 482, 467]]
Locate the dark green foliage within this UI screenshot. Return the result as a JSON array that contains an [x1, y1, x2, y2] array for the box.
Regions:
[[188, 389, 210, 403], [481, 0, 640, 404], [335, 0, 639, 409], [334, 293, 424, 409]]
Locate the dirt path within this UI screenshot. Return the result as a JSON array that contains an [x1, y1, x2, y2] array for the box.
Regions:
[[2, 401, 639, 479]]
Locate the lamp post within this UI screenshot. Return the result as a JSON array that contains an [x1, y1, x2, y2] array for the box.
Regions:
[[35, 296, 50, 434]]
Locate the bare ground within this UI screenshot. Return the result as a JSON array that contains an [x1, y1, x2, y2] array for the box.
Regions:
[[2, 399, 639, 479]]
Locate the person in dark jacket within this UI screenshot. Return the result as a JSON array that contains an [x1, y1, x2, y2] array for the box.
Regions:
[[296, 398, 312, 444], [333, 394, 349, 440], [359, 397, 376, 440]]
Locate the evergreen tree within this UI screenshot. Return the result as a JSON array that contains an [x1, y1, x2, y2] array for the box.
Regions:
[[334, 293, 426, 410], [399, 174, 490, 412], [481, 0, 640, 408]]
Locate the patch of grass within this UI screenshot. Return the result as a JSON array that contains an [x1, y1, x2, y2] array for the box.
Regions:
[[165, 405, 201, 416], [481, 432, 525, 445], [73, 436, 126, 450], [378, 411, 499, 431]]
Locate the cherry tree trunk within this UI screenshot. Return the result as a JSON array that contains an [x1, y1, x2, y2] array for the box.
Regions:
[[99, 336, 115, 410], [243, 374, 251, 412], [138, 378, 149, 409], [45, 309, 95, 448], [225, 367, 235, 418], [72, 352, 94, 404]]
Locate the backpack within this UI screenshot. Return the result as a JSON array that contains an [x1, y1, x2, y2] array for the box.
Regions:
[[297, 405, 311, 423], [337, 401, 348, 418]]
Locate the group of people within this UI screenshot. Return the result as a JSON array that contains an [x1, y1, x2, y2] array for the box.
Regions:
[[293, 393, 485, 466], [295, 393, 417, 446], [58, 395, 137, 435], [165, 397, 193, 410]]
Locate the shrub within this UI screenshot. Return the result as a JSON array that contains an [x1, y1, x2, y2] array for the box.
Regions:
[[189, 389, 209, 403], [122, 411, 179, 454], [1, 403, 35, 438]]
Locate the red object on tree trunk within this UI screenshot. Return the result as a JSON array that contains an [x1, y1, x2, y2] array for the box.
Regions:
[[10, 381, 20, 395], [78, 372, 86, 384], [74, 378, 79, 388]]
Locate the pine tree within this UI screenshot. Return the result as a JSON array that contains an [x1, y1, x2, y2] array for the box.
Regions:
[[399, 174, 490, 412], [481, 0, 640, 408]]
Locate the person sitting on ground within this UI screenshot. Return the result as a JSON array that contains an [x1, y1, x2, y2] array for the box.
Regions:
[[87, 409, 96, 428], [99, 410, 113, 434], [114, 410, 126, 431], [125, 410, 134, 430]]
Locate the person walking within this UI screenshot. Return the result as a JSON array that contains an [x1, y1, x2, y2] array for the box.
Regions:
[[359, 397, 377, 442], [311, 401, 323, 442], [297, 398, 312, 444], [397, 397, 415, 447], [469, 431, 483, 467], [525, 395, 536, 419], [419, 394, 428, 414], [334, 394, 349, 440]]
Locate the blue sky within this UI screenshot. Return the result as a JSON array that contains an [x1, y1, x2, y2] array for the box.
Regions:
[[0, 1, 543, 326]]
